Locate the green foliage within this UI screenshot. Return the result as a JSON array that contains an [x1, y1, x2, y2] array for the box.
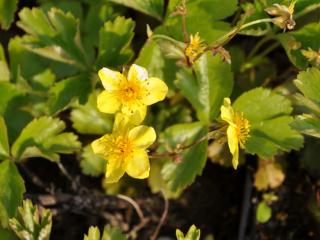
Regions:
[[233, 88, 303, 157], [0, 117, 10, 160], [160, 122, 208, 192], [0, 160, 25, 228], [9, 199, 52, 240], [11, 117, 81, 162], [176, 53, 233, 124], [84, 226, 127, 240], [176, 225, 201, 240], [96, 16, 135, 69], [256, 201, 272, 223], [0, 0, 18, 30], [80, 145, 106, 177], [109, 0, 164, 20]]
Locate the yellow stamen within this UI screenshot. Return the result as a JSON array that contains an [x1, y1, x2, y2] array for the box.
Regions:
[[234, 112, 250, 148], [185, 33, 206, 63]]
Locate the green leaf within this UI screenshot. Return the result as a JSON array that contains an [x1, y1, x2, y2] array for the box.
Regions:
[[11, 116, 81, 162], [0, 43, 10, 82], [17, 7, 89, 68], [176, 52, 233, 123], [278, 23, 320, 69], [0, 160, 25, 228], [0, 0, 18, 30], [176, 225, 201, 240], [9, 199, 52, 240], [0, 117, 9, 160], [0, 228, 18, 240], [109, 0, 164, 20], [294, 67, 320, 106], [96, 16, 135, 69], [233, 88, 303, 157], [48, 73, 91, 114], [80, 145, 106, 177], [83, 225, 127, 240], [135, 41, 178, 92], [161, 122, 208, 192], [256, 202, 272, 223], [291, 114, 320, 138], [71, 92, 113, 135]]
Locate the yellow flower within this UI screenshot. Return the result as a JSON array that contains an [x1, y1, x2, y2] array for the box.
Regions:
[[91, 113, 156, 183], [265, 1, 296, 30], [97, 64, 168, 123], [185, 32, 206, 63], [220, 98, 250, 169]]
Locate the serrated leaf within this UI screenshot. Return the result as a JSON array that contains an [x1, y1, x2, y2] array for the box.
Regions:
[[83, 225, 127, 240], [96, 16, 135, 69], [71, 92, 113, 135], [294, 67, 320, 105], [0, 160, 25, 228], [176, 53, 233, 123], [256, 202, 272, 223], [109, 0, 164, 20], [291, 114, 320, 138], [11, 116, 80, 162], [84, 226, 100, 240], [0, 0, 18, 30], [17, 7, 89, 68], [161, 122, 208, 192], [9, 199, 52, 240], [48, 73, 91, 114], [80, 145, 106, 177], [176, 225, 201, 240], [0, 117, 9, 160], [233, 88, 303, 157]]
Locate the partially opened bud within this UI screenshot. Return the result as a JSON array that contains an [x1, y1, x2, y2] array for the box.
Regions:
[[265, 1, 296, 30]]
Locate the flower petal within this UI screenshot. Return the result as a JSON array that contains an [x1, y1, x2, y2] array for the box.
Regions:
[[227, 126, 239, 169], [121, 103, 147, 124], [98, 67, 123, 91], [91, 136, 108, 156], [221, 98, 235, 126], [126, 149, 150, 179], [97, 90, 121, 114], [129, 126, 156, 149], [113, 113, 132, 135], [128, 64, 148, 81], [141, 77, 168, 105], [105, 158, 125, 183]]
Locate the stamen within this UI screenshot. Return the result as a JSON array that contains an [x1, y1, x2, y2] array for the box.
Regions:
[[234, 112, 250, 148]]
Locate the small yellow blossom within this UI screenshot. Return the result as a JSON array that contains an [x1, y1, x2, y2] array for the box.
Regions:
[[91, 113, 156, 183], [97, 64, 168, 123], [185, 33, 206, 63], [265, 1, 296, 30], [220, 98, 250, 169]]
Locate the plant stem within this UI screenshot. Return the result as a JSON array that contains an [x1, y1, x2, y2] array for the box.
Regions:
[[150, 191, 169, 240], [295, 3, 320, 19]]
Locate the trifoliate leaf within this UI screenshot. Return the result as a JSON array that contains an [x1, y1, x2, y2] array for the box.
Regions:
[[48, 73, 91, 114], [96, 16, 135, 69], [80, 145, 106, 177], [11, 116, 81, 162], [233, 88, 303, 157], [256, 202, 272, 223], [0, 117, 9, 160], [254, 159, 285, 190], [0, 160, 25, 228], [161, 122, 208, 192], [176, 225, 201, 240], [70, 92, 113, 135], [0, 0, 18, 30], [17, 7, 89, 68], [109, 0, 164, 20], [176, 52, 233, 124], [9, 199, 52, 240]]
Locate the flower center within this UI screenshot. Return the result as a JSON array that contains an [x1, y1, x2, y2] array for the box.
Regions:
[[116, 80, 144, 103], [185, 33, 206, 63], [104, 135, 133, 160], [234, 113, 250, 148]]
